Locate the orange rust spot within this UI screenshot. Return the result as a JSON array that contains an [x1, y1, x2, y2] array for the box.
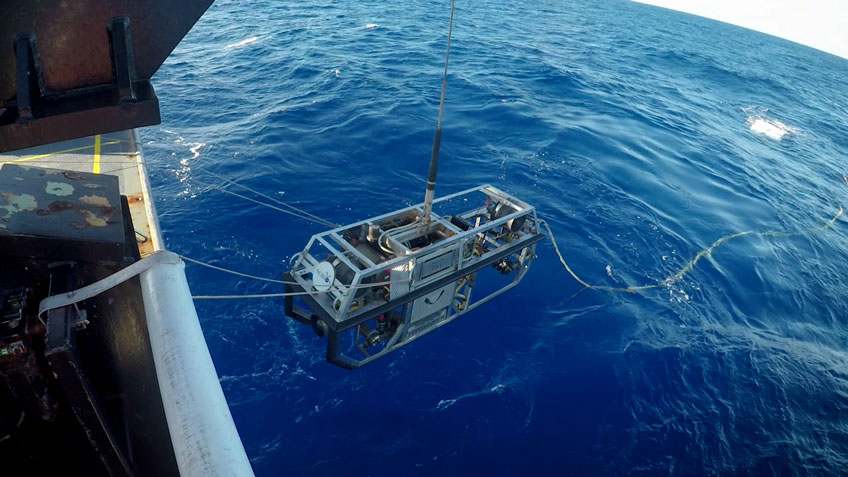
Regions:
[[126, 193, 144, 203], [137, 238, 155, 257], [135, 224, 155, 257]]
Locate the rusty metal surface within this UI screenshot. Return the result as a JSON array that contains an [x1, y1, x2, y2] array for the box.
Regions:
[[0, 163, 129, 264], [0, 85, 161, 152], [0, 0, 212, 102], [0, 0, 212, 152], [0, 130, 156, 259], [0, 164, 125, 242], [0, 132, 177, 474], [126, 193, 155, 257]]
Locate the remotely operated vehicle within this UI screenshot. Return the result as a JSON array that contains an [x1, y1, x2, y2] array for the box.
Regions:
[[284, 185, 543, 368]]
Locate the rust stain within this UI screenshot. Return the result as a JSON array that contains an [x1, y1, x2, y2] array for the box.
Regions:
[[63, 171, 87, 181], [126, 191, 152, 256], [48, 201, 74, 212], [137, 235, 154, 257]]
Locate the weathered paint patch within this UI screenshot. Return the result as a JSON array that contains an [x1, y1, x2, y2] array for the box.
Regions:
[[63, 171, 87, 181], [48, 200, 74, 212], [79, 209, 107, 227], [0, 193, 38, 220], [45, 181, 74, 197], [79, 194, 111, 208]]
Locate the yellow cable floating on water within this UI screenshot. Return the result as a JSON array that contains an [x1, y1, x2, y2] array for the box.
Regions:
[[541, 205, 843, 293]]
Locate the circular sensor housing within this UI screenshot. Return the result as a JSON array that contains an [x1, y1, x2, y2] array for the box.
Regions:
[[312, 261, 335, 292]]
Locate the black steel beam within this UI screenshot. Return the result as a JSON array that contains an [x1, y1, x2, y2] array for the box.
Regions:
[[0, 82, 160, 152], [46, 306, 133, 476]]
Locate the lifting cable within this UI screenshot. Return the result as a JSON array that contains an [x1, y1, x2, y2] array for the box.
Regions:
[[177, 253, 410, 299], [420, 0, 456, 226], [191, 165, 339, 228]]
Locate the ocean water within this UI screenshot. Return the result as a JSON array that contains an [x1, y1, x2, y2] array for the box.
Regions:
[[139, 0, 848, 474]]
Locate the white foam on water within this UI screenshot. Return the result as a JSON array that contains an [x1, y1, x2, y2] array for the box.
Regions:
[[435, 383, 509, 411], [436, 398, 457, 410], [748, 118, 790, 140], [226, 36, 259, 49], [605, 264, 618, 283], [743, 106, 796, 141], [365, 23, 379, 30], [188, 142, 205, 159]]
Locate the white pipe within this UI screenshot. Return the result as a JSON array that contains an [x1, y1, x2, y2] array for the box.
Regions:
[[140, 260, 254, 476]]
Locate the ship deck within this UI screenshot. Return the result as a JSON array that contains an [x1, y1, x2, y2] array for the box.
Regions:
[[0, 130, 161, 257]]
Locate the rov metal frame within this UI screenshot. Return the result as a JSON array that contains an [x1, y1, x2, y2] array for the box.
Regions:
[[284, 185, 544, 368]]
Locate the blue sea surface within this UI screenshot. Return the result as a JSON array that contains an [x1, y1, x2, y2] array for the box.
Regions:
[[140, 0, 848, 474]]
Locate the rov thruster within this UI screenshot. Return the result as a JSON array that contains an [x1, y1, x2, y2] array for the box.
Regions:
[[283, 185, 544, 368]]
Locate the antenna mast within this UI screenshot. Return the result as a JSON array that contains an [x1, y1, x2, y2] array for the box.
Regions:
[[420, 0, 456, 226]]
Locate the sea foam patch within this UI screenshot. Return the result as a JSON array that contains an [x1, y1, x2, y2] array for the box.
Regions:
[[226, 36, 259, 49], [743, 106, 796, 140], [748, 117, 791, 140]]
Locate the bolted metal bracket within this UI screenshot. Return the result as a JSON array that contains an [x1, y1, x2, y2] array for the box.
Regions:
[[0, 21, 161, 152], [0, 0, 217, 152], [108, 17, 137, 103], [13, 34, 42, 120]]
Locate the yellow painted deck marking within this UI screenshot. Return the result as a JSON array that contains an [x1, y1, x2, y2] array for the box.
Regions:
[[93, 135, 101, 173], [0, 139, 119, 165]]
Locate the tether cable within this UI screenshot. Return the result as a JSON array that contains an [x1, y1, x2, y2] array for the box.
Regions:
[[541, 205, 843, 293]]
